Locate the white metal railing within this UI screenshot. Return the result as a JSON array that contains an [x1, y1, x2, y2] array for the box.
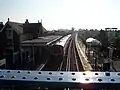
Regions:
[[0, 70, 119, 89]]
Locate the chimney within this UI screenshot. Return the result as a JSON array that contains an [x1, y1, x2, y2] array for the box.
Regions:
[[0, 22, 3, 30], [8, 18, 10, 22], [38, 20, 40, 23], [25, 19, 29, 24], [41, 19, 42, 23]]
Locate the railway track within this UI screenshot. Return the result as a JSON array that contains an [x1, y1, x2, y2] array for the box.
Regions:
[[60, 34, 83, 71], [39, 35, 72, 71], [66, 35, 83, 71], [58, 36, 72, 71], [37, 33, 92, 72], [65, 38, 72, 71]]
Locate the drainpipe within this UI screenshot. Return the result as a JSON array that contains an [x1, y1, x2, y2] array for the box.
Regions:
[[32, 45, 35, 68]]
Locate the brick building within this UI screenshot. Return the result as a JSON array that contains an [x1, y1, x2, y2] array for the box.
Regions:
[[1, 19, 46, 69], [0, 22, 7, 68]]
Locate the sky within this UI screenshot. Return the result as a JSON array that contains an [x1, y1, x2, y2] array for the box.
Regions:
[[0, 0, 120, 30]]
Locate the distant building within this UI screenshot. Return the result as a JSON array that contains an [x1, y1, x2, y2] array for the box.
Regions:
[[1, 18, 47, 69]]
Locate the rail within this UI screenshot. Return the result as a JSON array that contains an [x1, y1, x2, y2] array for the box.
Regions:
[[36, 60, 48, 71], [66, 38, 72, 71], [73, 40, 79, 71], [65, 34, 82, 71]]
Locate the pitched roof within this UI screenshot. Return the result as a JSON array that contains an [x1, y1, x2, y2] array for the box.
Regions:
[[1, 21, 47, 34], [42, 26, 47, 32], [23, 23, 47, 32], [8, 21, 23, 34], [22, 35, 61, 45], [0, 21, 23, 34]]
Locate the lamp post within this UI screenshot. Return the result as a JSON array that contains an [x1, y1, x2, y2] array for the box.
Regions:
[[108, 44, 114, 71], [103, 43, 114, 71]]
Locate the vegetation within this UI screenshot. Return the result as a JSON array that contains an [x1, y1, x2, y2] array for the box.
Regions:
[[78, 29, 120, 58]]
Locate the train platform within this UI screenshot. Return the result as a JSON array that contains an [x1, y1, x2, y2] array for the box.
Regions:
[[75, 34, 93, 71], [22, 35, 62, 46]]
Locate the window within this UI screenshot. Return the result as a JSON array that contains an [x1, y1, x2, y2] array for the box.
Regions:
[[6, 30, 12, 39]]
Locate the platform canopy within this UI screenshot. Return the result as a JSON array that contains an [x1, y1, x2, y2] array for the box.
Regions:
[[22, 35, 62, 46], [86, 38, 101, 47]]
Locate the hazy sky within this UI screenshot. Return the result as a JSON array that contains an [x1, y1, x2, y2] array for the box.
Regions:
[[0, 0, 120, 30]]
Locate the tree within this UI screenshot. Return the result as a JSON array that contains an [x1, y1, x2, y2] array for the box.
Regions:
[[95, 30, 109, 54], [114, 31, 120, 49], [97, 30, 109, 48]]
